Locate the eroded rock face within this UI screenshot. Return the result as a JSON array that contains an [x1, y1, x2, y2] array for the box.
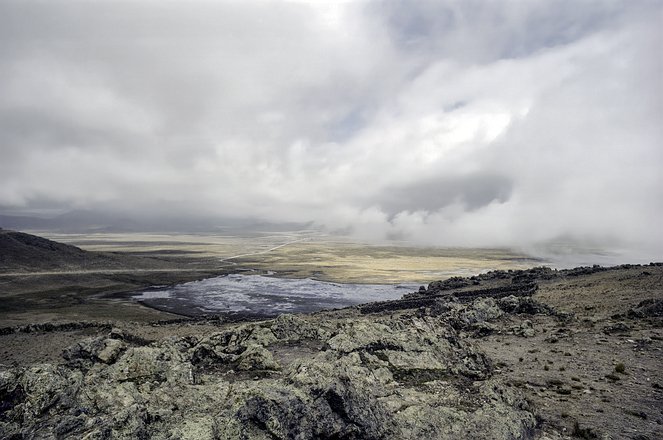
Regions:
[[0, 307, 538, 439]]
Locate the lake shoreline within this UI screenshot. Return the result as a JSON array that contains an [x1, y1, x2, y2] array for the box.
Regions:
[[108, 272, 421, 319]]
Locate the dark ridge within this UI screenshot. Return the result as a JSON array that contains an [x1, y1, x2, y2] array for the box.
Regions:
[[452, 283, 538, 301], [361, 263, 661, 318], [0, 321, 112, 336], [423, 263, 662, 295], [0, 229, 187, 273], [360, 297, 444, 315], [0, 229, 143, 273], [0, 229, 89, 270], [360, 283, 538, 315]]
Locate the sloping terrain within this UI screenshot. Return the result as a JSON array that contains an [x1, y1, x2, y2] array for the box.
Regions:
[[0, 304, 537, 439], [0, 229, 96, 271], [0, 230, 230, 325], [0, 229, 165, 273], [0, 264, 661, 439]]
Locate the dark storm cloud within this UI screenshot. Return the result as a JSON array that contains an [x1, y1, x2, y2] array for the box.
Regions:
[[377, 174, 513, 216], [0, 1, 661, 261]]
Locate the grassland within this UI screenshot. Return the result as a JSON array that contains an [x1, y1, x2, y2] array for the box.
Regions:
[[37, 231, 543, 284], [0, 230, 543, 325], [226, 239, 541, 283]]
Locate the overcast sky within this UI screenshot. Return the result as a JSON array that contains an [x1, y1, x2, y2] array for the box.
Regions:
[[0, 1, 661, 259]]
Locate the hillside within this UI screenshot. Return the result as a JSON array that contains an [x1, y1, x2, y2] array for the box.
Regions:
[[0, 263, 661, 439], [0, 229, 224, 274], [0, 229, 99, 271], [0, 230, 231, 324]]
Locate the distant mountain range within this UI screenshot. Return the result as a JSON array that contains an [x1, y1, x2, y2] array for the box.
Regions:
[[0, 211, 313, 234]]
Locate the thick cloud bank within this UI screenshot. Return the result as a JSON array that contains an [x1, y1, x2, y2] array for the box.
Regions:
[[0, 1, 661, 260]]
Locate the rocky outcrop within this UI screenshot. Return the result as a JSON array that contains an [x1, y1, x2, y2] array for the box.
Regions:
[[390, 282, 539, 316], [0, 321, 112, 336], [627, 298, 663, 318], [0, 302, 540, 439], [497, 295, 555, 316]]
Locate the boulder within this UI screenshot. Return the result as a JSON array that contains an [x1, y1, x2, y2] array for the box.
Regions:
[[63, 335, 127, 366]]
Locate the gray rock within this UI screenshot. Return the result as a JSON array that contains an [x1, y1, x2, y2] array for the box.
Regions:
[[498, 295, 555, 315], [628, 298, 663, 318], [512, 320, 536, 337], [63, 336, 127, 366], [236, 344, 280, 371], [1, 311, 537, 439]]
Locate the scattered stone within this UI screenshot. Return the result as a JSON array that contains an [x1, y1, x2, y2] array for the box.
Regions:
[[628, 299, 663, 318], [512, 320, 536, 338], [602, 322, 631, 335]]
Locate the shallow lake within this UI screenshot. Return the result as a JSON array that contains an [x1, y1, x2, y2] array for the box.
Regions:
[[133, 273, 420, 317]]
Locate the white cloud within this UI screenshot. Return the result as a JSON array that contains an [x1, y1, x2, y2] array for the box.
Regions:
[[0, 1, 661, 262]]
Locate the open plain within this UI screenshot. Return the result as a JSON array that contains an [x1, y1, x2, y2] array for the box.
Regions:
[[0, 230, 661, 439], [0, 230, 541, 326]]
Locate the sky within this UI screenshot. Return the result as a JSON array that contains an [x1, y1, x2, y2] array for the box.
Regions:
[[0, 0, 661, 260]]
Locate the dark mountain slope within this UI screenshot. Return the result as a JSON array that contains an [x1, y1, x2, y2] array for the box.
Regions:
[[0, 229, 168, 272], [0, 229, 93, 270]]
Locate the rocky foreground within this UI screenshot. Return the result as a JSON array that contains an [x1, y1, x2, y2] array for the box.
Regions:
[[1, 264, 662, 439]]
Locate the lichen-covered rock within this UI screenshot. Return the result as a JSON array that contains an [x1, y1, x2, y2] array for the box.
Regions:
[[106, 345, 192, 385], [445, 298, 506, 335], [498, 295, 555, 315], [19, 365, 82, 418], [63, 335, 127, 366], [236, 344, 280, 371], [171, 415, 217, 440], [511, 319, 536, 337], [465, 298, 505, 323], [270, 313, 326, 342], [0, 310, 537, 440], [391, 380, 535, 439]]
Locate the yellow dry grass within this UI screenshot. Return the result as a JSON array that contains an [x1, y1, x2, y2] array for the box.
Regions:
[[39, 232, 542, 284]]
